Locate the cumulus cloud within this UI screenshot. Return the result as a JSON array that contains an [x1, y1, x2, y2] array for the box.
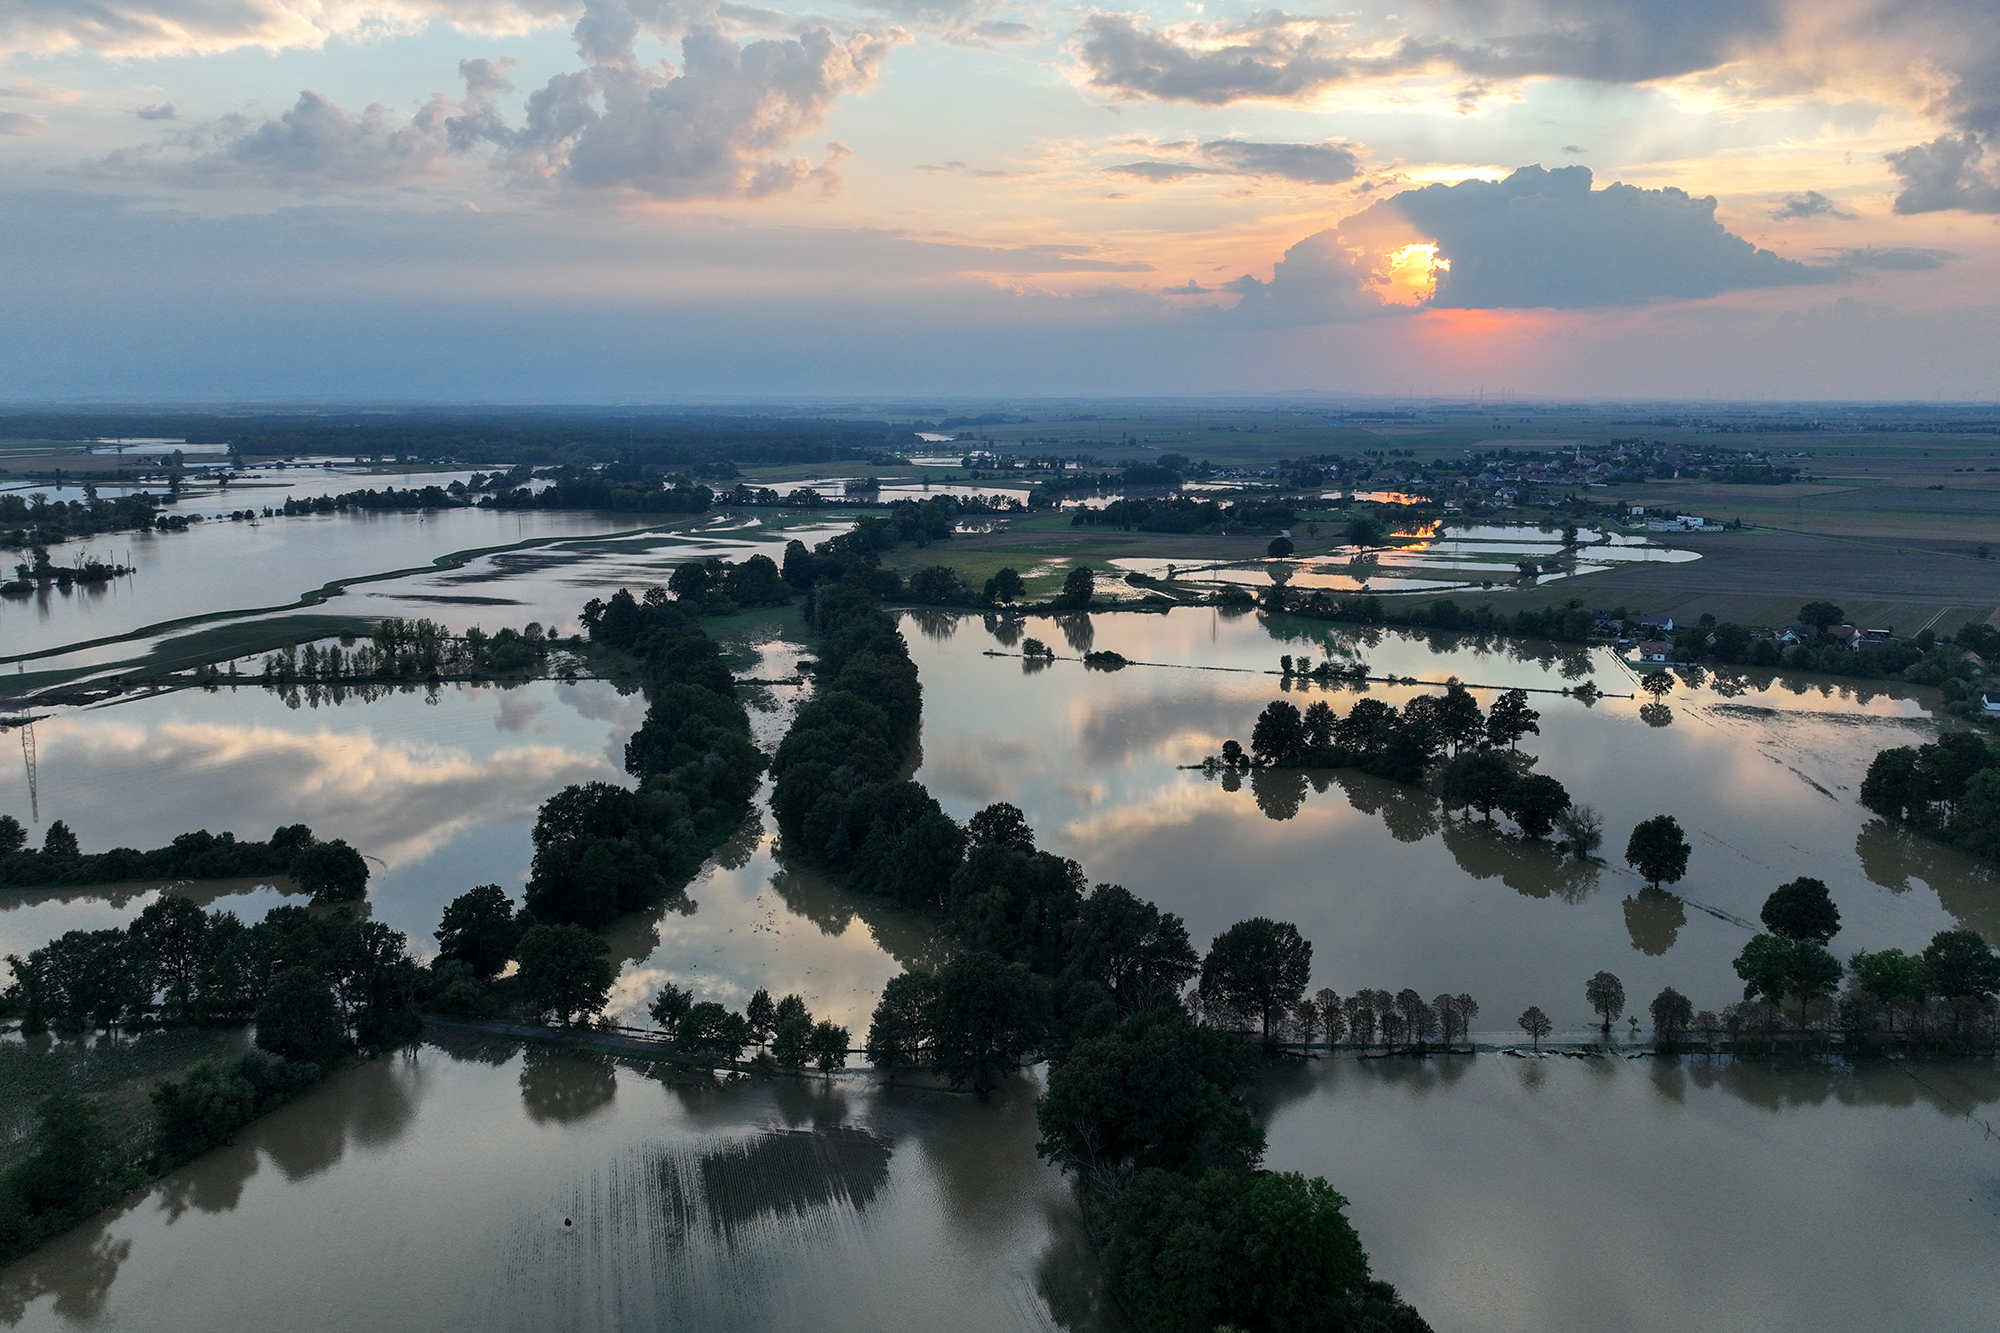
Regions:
[[1769, 189, 1853, 220], [136, 102, 179, 119], [1885, 132, 2000, 214], [93, 0, 907, 201], [1107, 138, 1361, 185], [502, 21, 905, 198], [845, 0, 1032, 46], [1339, 164, 1834, 308], [1224, 229, 1382, 325], [0, 0, 578, 61]]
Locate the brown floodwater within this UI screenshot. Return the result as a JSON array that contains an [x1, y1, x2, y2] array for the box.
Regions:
[[6, 605, 2000, 1332]]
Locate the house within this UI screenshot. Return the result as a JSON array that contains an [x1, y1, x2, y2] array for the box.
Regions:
[[1825, 625, 1864, 650], [1862, 628, 1894, 646], [1635, 640, 1673, 663], [1778, 624, 1818, 645], [1961, 651, 1988, 671], [1637, 614, 1674, 633], [1983, 691, 2000, 713]]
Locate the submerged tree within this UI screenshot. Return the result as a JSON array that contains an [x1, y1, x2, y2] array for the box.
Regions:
[[1518, 1006, 1552, 1050], [1624, 815, 1691, 889], [1760, 877, 1841, 944], [1584, 971, 1626, 1034], [1199, 918, 1313, 1043]]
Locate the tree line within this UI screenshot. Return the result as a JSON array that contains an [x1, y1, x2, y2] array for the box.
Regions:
[[0, 896, 430, 1264], [259, 617, 557, 686], [1860, 730, 2000, 866], [0, 817, 366, 898], [762, 560, 1430, 1329], [1, 492, 164, 551]]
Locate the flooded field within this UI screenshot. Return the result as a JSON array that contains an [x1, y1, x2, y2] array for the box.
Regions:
[[5, 593, 1999, 1333]]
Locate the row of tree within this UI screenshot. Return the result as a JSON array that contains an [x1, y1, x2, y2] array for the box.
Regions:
[[522, 589, 767, 930], [1, 491, 163, 550], [0, 817, 366, 898], [1222, 686, 1544, 792], [276, 484, 467, 516], [258, 618, 556, 685]]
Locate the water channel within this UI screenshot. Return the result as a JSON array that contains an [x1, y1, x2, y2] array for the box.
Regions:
[[3, 557, 1998, 1331]]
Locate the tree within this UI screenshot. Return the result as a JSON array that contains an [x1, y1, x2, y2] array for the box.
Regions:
[[771, 1012, 813, 1067], [1199, 918, 1312, 1042], [1734, 934, 1842, 1020], [1034, 1009, 1263, 1183], [1485, 689, 1540, 749], [41, 820, 80, 859], [908, 565, 966, 603], [1440, 752, 1514, 820], [433, 884, 521, 978], [1649, 987, 1693, 1044], [0, 813, 26, 855], [1432, 685, 1486, 755], [649, 982, 694, 1032], [678, 1002, 752, 1060], [289, 839, 370, 903], [515, 924, 614, 1026], [745, 988, 777, 1047], [1624, 815, 1690, 888], [1250, 700, 1309, 766], [1302, 700, 1335, 748], [983, 567, 1025, 603], [1499, 773, 1570, 839], [865, 969, 938, 1068], [808, 1021, 850, 1074], [5, 1092, 121, 1218], [1060, 883, 1199, 1014], [1853, 948, 1926, 1008], [1799, 601, 1844, 631], [1518, 1005, 1552, 1050], [255, 966, 344, 1066], [1342, 518, 1384, 547], [1639, 671, 1675, 699], [1922, 929, 2000, 1001], [781, 539, 815, 590], [1760, 877, 1841, 944], [1554, 803, 1604, 859], [1059, 566, 1096, 609], [1266, 536, 1295, 558], [1584, 971, 1625, 1033], [928, 951, 1048, 1093]]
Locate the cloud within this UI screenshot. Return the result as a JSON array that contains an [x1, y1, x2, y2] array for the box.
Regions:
[[1073, 13, 1372, 106], [93, 3, 908, 201], [0, 78, 78, 102], [1561, 144, 1586, 154], [845, 0, 1032, 46], [136, 103, 179, 120], [1224, 229, 1383, 326], [0, 111, 45, 135], [915, 159, 1040, 178], [1885, 132, 2000, 214], [0, 0, 579, 61], [1769, 189, 1854, 220], [1107, 138, 1361, 185], [504, 23, 907, 199], [1829, 246, 1956, 270], [1161, 280, 1210, 294], [1338, 164, 1836, 309]]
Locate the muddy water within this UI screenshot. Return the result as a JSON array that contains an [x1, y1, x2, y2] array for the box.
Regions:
[[3, 508, 844, 666], [905, 608, 1998, 1036], [6, 603, 2000, 1331]]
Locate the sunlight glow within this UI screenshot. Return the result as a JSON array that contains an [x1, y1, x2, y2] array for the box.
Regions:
[[1378, 243, 1450, 305]]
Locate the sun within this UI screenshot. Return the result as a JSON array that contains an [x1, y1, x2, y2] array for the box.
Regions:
[[1378, 243, 1450, 305]]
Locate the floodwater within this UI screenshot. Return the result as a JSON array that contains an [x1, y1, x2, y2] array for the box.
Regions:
[[5, 513, 846, 680], [6, 599, 2000, 1332]]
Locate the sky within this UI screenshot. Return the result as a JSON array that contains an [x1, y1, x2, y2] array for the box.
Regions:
[[3, 0, 2000, 401]]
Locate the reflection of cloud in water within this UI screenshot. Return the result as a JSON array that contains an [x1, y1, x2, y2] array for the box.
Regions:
[[35, 717, 613, 868], [495, 692, 553, 734]]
